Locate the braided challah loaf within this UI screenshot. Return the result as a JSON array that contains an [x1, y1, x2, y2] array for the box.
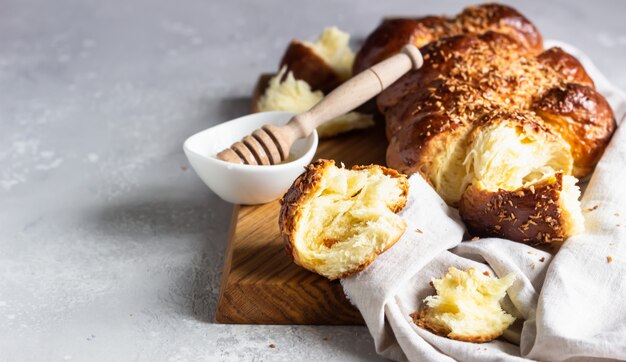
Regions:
[[355, 4, 616, 246]]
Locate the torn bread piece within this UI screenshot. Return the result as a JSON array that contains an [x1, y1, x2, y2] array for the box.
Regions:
[[458, 113, 584, 245], [279, 159, 408, 280], [412, 267, 517, 343], [280, 26, 355, 93], [257, 67, 374, 138], [461, 173, 584, 247]]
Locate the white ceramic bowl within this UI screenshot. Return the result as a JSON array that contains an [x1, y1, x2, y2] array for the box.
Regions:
[[183, 111, 318, 205]]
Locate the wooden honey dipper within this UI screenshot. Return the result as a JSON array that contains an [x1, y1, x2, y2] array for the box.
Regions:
[[217, 45, 423, 165]]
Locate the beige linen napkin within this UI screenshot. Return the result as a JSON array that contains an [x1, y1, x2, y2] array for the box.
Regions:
[[341, 40, 626, 362]]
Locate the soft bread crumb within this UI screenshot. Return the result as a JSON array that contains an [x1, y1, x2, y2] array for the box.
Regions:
[[257, 67, 374, 138], [559, 175, 585, 236], [279, 160, 408, 280], [463, 121, 572, 194], [303, 27, 355, 80], [413, 267, 516, 342]]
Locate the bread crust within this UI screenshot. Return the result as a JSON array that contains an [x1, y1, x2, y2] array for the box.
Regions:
[[279, 41, 342, 94], [537, 47, 595, 87], [459, 173, 570, 246], [278, 159, 409, 280], [378, 34, 490, 116], [353, 3, 543, 73], [386, 111, 471, 182], [411, 307, 504, 343], [533, 83, 616, 177], [353, 16, 446, 74]]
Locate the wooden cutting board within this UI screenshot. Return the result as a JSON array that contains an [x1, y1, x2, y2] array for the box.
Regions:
[[215, 75, 386, 324]]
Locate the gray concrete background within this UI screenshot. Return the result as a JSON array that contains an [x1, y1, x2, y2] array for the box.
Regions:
[[1, 0, 625, 361]]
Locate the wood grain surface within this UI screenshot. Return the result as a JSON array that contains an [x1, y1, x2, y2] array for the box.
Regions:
[[215, 74, 387, 324]]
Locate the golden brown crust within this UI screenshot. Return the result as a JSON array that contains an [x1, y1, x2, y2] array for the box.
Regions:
[[279, 159, 331, 263], [386, 111, 470, 179], [278, 159, 409, 280], [353, 16, 447, 74], [411, 307, 503, 343], [381, 31, 547, 142], [353, 3, 543, 73], [411, 308, 451, 339], [279, 41, 342, 94], [533, 83, 616, 177], [459, 173, 569, 246], [537, 47, 595, 87], [377, 34, 489, 115]]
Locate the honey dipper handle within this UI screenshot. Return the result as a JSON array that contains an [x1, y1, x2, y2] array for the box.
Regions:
[[216, 45, 422, 165], [283, 44, 423, 140]]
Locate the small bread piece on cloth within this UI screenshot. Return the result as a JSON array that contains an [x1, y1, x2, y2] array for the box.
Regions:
[[279, 159, 408, 280], [412, 267, 517, 343]]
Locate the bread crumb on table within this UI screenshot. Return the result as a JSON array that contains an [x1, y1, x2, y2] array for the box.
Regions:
[[607, 256, 613, 263], [269, 343, 276, 349], [539, 257, 545, 262], [415, 228, 423, 234], [586, 205, 599, 212]]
